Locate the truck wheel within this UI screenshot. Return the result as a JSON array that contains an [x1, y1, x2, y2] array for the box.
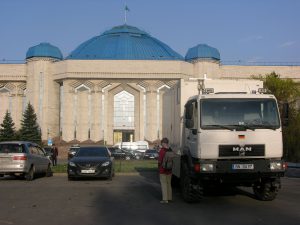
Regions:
[[25, 166, 35, 181], [180, 163, 202, 203], [253, 181, 279, 201]]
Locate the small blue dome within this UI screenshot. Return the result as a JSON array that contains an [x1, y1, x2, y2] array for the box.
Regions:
[[185, 44, 220, 61], [26, 42, 63, 60], [67, 24, 183, 61]]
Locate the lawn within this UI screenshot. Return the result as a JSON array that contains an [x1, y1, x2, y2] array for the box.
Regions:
[[52, 160, 158, 173]]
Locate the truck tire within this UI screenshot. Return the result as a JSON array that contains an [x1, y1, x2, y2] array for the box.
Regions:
[[253, 181, 279, 201], [180, 162, 202, 203]]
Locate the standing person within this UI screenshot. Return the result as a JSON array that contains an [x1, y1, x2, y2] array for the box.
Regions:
[[51, 144, 58, 166], [158, 137, 174, 204]]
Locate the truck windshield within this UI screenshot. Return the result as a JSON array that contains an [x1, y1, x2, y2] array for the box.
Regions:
[[200, 98, 280, 130]]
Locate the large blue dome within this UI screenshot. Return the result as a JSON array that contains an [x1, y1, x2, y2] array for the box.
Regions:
[[185, 44, 220, 61], [67, 24, 183, 60], [26, 42, 63, 60]]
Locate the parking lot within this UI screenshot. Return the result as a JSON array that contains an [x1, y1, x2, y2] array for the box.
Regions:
[[0, 172, 299, 225]]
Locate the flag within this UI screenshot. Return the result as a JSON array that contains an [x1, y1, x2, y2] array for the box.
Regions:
[[125, 5, 130, 11]]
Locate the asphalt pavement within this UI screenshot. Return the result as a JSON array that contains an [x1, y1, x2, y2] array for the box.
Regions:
[[0, 172, 299, 225]]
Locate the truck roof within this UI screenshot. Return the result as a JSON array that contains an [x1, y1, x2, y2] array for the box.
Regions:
[[187, 93, 276, 102]]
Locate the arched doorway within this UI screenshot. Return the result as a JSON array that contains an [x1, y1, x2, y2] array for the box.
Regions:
[[113, 91, 134, 143]]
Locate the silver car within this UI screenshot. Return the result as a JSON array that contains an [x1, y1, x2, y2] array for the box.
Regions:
[[0, 141, 52, 181]]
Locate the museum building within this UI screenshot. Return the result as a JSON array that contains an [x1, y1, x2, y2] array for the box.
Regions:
[[0, 24, 299, 145]]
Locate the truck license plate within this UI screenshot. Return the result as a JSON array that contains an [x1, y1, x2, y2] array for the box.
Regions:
[[232, 164, 254, 170], [81, 169, 95, 174]]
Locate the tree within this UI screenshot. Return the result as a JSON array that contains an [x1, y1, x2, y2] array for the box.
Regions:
[[0, 110, 16, 141], [263, 72, 300, 162], [18, 103, 42, 145]]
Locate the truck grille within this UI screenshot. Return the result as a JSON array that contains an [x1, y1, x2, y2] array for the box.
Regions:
[[219, 145, 265, 157]]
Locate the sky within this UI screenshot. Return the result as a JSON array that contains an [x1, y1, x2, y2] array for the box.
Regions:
[[1, 0, 299, 63]]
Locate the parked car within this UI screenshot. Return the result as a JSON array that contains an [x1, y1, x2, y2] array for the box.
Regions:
[[0, 141, 52, 180], [122, 149, 144, 160], [67, 146, 114, 180], [114, 141, 149, 156], [68, 145, 80, 159], [143, 149, 159, 160], [108, 147, 135, 160]]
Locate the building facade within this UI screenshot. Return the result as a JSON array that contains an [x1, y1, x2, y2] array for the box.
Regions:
[[0, 24, 299, 145]]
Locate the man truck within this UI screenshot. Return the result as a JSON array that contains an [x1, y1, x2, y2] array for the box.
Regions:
[[162, 78, 286, 202]]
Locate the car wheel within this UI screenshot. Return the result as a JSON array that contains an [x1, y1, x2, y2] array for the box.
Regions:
[[25, 166, 35, 181], [46, 164, 53, 177], [0, 174, 4, 178]]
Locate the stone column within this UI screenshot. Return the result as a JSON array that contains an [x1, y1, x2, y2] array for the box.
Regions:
[[103, 89, 110, 145], [61, 81, 75, 142], [91, 90, 103, 142], [145, 85, 158, 142]]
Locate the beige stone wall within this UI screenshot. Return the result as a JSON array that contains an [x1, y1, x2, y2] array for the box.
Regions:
[[0, 64, 27, 130], [26, 58, 60, 141], [0, 82, 26, 130], [0, 64, 26, 81], [0, 58, 299, 144], [219, 65, 300, 81], [52, 60, 192, 80]]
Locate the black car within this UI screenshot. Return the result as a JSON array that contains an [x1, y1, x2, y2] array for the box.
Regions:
[[108, 147, 134, 160], [68, 145, 80, 159], [67, 146, 114, 180], [143, 149, 159, 160]]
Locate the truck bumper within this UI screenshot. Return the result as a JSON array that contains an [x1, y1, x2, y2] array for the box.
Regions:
[[192, 159, 285, 186]]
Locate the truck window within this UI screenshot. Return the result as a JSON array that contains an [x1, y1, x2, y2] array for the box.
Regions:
[[185, 101, 198, 130], [185, 102, 193, 120], [200, 98, 280, 129]]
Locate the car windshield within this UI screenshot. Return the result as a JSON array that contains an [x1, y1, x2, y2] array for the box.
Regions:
[[76, 147, 109, 157], [0, 144, 25, 153], [201, 98, 280, 130]]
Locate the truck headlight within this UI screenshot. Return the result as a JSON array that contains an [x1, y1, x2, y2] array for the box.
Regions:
[[201, 164, 214, 172], [195, 163, 214, 172], [270, 161, 282, 170]]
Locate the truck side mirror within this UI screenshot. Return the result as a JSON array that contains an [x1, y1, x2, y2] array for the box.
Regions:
[[185, 119, 194, 128], [282, 102, 289, 126]]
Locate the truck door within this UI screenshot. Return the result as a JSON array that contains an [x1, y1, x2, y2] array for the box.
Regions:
[[184, 100, 198, 155]]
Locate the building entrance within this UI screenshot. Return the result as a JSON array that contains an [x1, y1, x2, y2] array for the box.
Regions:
[[113, 130, 134, 143]]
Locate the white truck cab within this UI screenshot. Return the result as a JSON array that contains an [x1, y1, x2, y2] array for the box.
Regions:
[[163, 78, 286, 202]]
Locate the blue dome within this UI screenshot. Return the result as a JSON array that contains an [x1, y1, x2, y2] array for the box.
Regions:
[[185, 44, 220, 61], [67, 24, 183, 60], [26, 42, 63, 60]]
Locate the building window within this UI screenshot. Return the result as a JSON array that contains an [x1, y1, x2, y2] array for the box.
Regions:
[[114, 91, 134, 129]]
